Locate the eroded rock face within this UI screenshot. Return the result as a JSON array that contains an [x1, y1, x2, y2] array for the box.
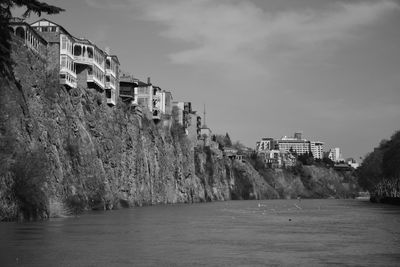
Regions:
[[0, 41, 357, 221], [1, 41, 278, 220]]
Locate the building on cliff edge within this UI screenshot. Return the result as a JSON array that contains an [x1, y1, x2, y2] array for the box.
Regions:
[[8, 18, 192, 123], [8, 18, 121, 106]]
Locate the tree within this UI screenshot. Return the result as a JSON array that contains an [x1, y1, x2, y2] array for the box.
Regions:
[[0, 0, 64, 77], [356, 149, 383, 191], [356, 131, 400, 191], [297, 152, 314, 165], [224, 133, 232, 147], [382, 131, 400, 179]]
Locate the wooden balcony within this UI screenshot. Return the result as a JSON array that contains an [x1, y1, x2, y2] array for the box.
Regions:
[[87, 74, 105, 90]]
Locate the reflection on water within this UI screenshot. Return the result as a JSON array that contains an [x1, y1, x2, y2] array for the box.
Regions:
[[1, 199, 400, 266]]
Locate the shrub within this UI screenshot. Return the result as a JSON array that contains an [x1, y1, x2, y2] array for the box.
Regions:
[[11, 148, 49, 220], [65, 194, 86, 216]]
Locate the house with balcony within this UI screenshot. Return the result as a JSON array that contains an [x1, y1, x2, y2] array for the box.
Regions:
[[31, 19, 120, 105], [105, 54, 120, 106], [73, 37, 106, 90], [119, 73, 137, 103], [152, 86, 162, 120], [136, 78, 153, 113], [8, 18, 48, 59], [30, 18, 77, 88]]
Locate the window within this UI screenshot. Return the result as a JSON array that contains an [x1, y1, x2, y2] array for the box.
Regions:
[[87, 47, 93, 58], [60, 56, 66, 68], [74, 45, 81, 56], [61, 36, 67, 50]]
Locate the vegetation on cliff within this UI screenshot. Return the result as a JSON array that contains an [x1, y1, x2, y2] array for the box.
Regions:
[[356, 130, 400, 201]]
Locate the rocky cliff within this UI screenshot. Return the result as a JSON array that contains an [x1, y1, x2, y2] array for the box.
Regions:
[[0, 40, 280, 221], [0, 41, 357, 221]]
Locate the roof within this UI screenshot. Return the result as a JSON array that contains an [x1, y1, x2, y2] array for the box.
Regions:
[[137, 80, 150, 87], [119, 74, 138, 84], [31, 18, 108, 57], [30, 18, 74, 39], [108, 55, 120, 65], [9, 18, 48, 45]]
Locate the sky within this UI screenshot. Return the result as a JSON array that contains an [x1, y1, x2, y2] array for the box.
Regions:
[[18, 0, 400, 160]]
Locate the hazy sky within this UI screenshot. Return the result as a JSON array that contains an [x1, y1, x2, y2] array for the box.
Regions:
[[22, 0, 400, 160]]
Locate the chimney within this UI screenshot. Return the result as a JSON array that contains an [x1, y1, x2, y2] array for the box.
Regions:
[[105, 46, 110, 55], [147, 77, 151, 85]]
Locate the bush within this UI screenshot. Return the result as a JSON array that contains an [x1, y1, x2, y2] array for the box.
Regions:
[[65, 194, 86, 216], [11, 148, 49, 220]]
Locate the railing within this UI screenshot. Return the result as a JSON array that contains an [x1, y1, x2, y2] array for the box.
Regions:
[[119, 89, 134, 98], [60, 77, 77, 89], [105, 81, 116, 90], [87, 74, 104, 88], [93, 76, 104, 89], [93, 60, 105, 72], [60, 67, 76, 78], [60, 48, 73, 58], [107, 97, 116, 106], [105, 68, 116, 77], [74, 56, 93, 65]]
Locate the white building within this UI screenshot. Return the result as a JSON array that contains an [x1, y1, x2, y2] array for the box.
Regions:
[[328, 147, 342, 162], [256, 132, 324, 159], [310, 141, 324, 160], [256, 138, 274, 151]]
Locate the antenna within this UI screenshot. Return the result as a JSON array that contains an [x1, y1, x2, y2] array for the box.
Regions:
[[203, 103, 206, 127]]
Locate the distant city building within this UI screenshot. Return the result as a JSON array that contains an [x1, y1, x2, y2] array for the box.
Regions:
[[256, 132, 324, 160], [346, 158, 360, 169], [328, 147, 342, 162], [310, 141, 324, 160], [256, 138, 274, 151]]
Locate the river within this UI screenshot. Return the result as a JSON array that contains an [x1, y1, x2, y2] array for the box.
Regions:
[[0, 199, 399, 266]]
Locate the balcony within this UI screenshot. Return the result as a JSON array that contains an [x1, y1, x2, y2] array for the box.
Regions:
[[105, 88, 116, 106], [152, 109, 161, 120], [105, 68, 116, 77], [87, 74, 105, 90], [107, 98, 116, 106], [60, 72, 77, 89], [119, 88, 134, 99], [60, 66, 76, 78], [105, 81, 116, 90], [74, 55, 93, 65]]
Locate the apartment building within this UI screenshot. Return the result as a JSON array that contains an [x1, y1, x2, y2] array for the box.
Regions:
[[256, 132, 324, 159], [328, 147, 342, 162]]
